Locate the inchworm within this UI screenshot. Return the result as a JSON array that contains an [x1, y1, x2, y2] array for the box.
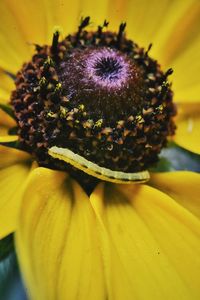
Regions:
[[49, 146, 150, 184]]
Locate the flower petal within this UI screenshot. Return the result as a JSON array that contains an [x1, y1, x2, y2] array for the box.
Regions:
[[0, 126, 9, 136], [159, 1, 200, 64], [79, 0, 109, 28], [45, 0, 88, 39], [121, 0, 200, 103], [162, 2, 200, 103], [0, 0, 109, 72], [174, 103, 200, 154], [15, 168, 105, 300], [0, 108, 16, 128], [4, 0, 64, 46], [0, 145, 31, 168], [0, 135, 18, 143], [90, 182, 200, 300], [0, 163, 31, 238], [150, 171, 200, 219], [0, 71, 14, 104], [41, 0, 109, 41], [0, 1, 32, 73], [124, 0, 195, 61]]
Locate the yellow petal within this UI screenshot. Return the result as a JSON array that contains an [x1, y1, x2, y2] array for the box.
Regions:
[[0, 2, 32, 73], [5, 0, 60, 46], [162, 2, 200, 103], [0, 163, 31, 238], [174, 84, 200, 103], [150, 171, 200, 219], [40, 0, 109, 42], [0, 145, 31, 168], [90, 182, 200, 300], [174, 103, 200, 154], [0, 0, 108, 72], [0, 108, 16, 127], [160, 1, 200, 64], [0, 126, 9, 136], [0, 125, 17, 141], [44, 0, 87, 40], [123, 0, 195, 61], [1, 0, 83, 66], [121, 0, 200, 103], [15, 168, 105, 300], [106, 0, 127, 30], [79, 0, 108, 29], [0, 71, 14, 104], [0, 134, 18, 143]]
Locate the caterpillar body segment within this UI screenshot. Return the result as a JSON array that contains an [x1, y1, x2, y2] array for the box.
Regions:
[[48, 146, 150, 184]]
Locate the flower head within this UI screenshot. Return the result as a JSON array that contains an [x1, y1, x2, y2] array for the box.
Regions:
[[0, 1, 200, 299], [11, 18, 176, 186]]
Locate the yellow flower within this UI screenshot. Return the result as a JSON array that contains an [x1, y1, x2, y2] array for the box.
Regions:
[[0, 0, 200, 299]]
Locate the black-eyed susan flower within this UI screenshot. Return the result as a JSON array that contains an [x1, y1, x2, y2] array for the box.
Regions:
[[0, 1, 200, 299]]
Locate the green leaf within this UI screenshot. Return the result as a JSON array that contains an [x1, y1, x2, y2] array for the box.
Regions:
[[0, 252, 27, 300], [151, 142, 200, 173], [0, 235, 14, 262]]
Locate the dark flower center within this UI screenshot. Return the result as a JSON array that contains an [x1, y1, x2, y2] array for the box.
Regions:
[[86, 48, 128, 86], [94, 56, 123, 79], [10, 18, 176, 185], [58, 46, 142, 121]]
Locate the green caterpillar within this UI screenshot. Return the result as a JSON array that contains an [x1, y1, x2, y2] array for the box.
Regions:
[[48, 146, 150, 184]]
